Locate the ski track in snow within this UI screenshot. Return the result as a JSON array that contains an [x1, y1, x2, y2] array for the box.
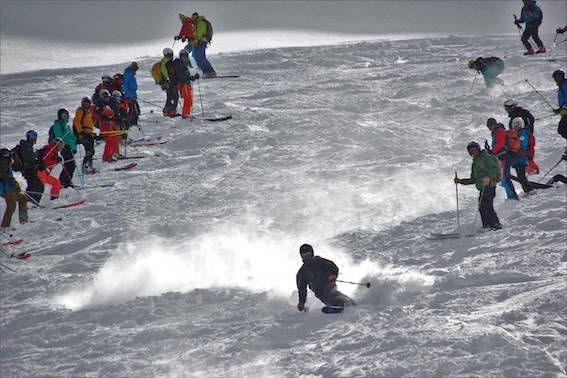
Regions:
[[1, 34, 566, 377]]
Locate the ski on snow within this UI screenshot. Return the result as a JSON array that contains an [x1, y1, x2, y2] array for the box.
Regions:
[[322, 306, 345, 314], [426, 232, 481, 240], [202, 75, 240, 79], [174, 114, 233, 122], [2, 239, 23, 246], [50, 198, 87, 209], [129, 140, 169, 147], [113, 162, 137, 171], [76, 182, 115, 190]]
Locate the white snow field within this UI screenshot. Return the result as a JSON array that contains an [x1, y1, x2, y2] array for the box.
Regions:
[[1, 32, 566, 377]]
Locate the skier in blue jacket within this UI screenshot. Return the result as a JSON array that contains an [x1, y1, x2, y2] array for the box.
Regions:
[[510, 118, 534, 196], [123, 62, 140, 127], [514, 0, 545, 55], [552, 69, 567, 139]]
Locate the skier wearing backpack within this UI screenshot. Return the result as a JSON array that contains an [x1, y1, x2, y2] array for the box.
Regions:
[[552, 69, 567, 140], [36, 138, 63, 200], [191, 12, 216, 78], [486, 118, 519, 201], [92, 89, 120, 162], [160, 48, 179, 117], [510, 118, 535, 196], [0, 148, 28, 228], [455, 142, 502, 231], [468, 57, 505, 88], [172, 49, 200, 118], [514, 0, 545, 55], [504, 99, 539, 175], [74, 97, 96, 173], [51, 109, 78, 188], [18, 130, 44, 205], [296, 244, 356, 312]]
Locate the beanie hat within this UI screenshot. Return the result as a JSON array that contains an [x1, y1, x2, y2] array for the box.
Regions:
[[486, 118, 497, 127], [179, 12, 187, 20], [511, 117, 524, 129]]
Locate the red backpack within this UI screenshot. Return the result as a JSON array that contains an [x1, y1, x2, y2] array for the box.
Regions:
[[526, 132, 535, 161]]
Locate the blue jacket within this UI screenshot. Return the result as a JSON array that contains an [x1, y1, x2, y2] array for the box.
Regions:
[[519, 0, 542, 26], [123, 66, 138, 99], [511, 128, 530, 167], [557, 79, 567, 108], [0, 158, 17, 197]]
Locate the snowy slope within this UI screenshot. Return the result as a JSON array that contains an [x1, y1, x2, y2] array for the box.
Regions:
[[1, 34, 566, 377]]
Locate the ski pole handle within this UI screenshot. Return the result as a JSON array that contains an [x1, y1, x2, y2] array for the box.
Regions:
[[336, 279, 371, 288]]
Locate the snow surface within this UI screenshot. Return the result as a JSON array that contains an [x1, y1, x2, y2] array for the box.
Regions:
[[1, 5, 567, 377]]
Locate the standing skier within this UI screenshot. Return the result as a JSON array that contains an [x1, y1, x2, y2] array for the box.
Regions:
[[51, 109, 78, 188], [514, 0, 545, 55], [486, 118, 518, 201], [172, 49, 200, 119], [0, 148, 28, 228], [455, 142, 502, 231], [191, 12, 216, 78], [552, 69, 567, 140], [296, 244, 355, 311]]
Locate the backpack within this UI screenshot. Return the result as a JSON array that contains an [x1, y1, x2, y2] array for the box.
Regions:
[[506, 129, 521, 158], [151, 61, 164, 85], [203, 19, 213, 43], [48, 124, 56, 142], [35, 147, 46, 171], [485, 152, 503, 183], [10, 144, 23, 172]]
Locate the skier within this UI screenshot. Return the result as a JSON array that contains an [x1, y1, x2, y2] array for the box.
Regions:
[[123, 62, 140, 127], [486, 118, 519, 201], [552, 69, 567, 140], [92, 89, 119, 162], [191, 12, 216, 78], [74, 97, 96, 173], [296, 244, 356, 312], [510, 118, 535, 196], [514, 0, 545, 55], [51, 109, 78, 188], [454, 142, 502, 231], [160, 48, 179, 117], [0, 148, 28, 228], [19, 130, 44, 204], [36, 138, 63, 200], [504, 99, 539, 174], [468, 57, 504, 88], [175, 13, 195, 68], [172, 49, 200, 119]]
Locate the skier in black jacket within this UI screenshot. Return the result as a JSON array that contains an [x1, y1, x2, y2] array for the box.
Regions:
[[296, 244, 355, 311]]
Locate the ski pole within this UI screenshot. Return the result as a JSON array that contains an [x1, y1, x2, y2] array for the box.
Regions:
[[540, 156, 565, 179], [197, 79, 205, 117], [513, 15, 522, 39], [336, 279, 371, 288], [470, 74, 478, 95], [471, 186, 484, 235], [524, 79, 555, 112], [455, 171, 460, 229], [548, 32, 559, 60]]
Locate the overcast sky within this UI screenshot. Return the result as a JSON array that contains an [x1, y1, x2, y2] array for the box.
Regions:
[[1, 1, 566, 44]]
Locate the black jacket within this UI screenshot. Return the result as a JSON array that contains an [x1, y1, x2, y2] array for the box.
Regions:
[[508, 107, 535, 134], [475, 57, 502, 74], [172, 58, 197, 86], [296, 256, 339, 303], [19, 139, 37, 174]]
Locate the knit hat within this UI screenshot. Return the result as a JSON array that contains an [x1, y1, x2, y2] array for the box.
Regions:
[[179, 12, 187, 20]]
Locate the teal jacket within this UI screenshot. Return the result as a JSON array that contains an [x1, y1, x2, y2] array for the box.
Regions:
[[52, 119, 77, 152], [460, 150, 500, 191]]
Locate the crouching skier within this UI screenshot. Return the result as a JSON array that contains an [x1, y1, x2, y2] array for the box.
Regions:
[[296, 243, 355, 312]]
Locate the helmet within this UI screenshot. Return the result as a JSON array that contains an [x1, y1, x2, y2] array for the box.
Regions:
[[552, 69, 565, 79], [57, 108, 69, 119], [504, 99, 518, 108], [101, 75, 112, 83], [467, 141, 481, 152], [0, 148, 12, 159], [113, 73, 124, 81], [163, 47, 174, 56], [112, 90, 122, 99], [179, 12, 187, 21], [299, 244, 314, 259], [26, 129, 38, 140], [81, 96, 92, 105], [486, 117, 497, 127], [179, 49, 189, 57], [511, 117, 525, 129], [99, 88, 110, 100], [468, 60, 476, 69]]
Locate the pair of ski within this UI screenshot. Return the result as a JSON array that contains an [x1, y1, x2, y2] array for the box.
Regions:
[[88, 162, 137, 174], [173, 114, 233, 122]]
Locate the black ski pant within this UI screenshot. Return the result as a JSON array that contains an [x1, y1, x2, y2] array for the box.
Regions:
[[479, 186, 499, 229], [163, 85, 179, 115], [558, 115, 567, 140], [23, 169, 44, 205], [59, 145, 76, 188], [521, 21, 544, 50], [317, 284, 356, 307], [80, 134, 95, 170], [513, 164, 534, 194], [127, 98, 140, 126]]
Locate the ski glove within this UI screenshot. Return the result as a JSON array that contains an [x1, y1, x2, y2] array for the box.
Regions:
[[557, 28, 565, 34], [14, 181, 20, 192], [329, 275, 337, 285], [482, 177, 490, 186], [454, 177, 461, 184], [174, 35, 181, 40], [297, 301, 305, 312]]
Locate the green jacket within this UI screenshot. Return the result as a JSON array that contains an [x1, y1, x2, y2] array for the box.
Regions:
[[460, 149, 499, 191], [160, 56, 172, 79], [52, 119, 77, 152], [193, 15, 209, 43]]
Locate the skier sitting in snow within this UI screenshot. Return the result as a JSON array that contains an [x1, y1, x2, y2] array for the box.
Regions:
[[468, 57, 504, 88], [454, 142, 502, 231], [296, 244, 355, 312]]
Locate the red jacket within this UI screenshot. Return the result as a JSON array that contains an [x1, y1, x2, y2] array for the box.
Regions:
[[39, 142, 60, 173], [177, 18, 194, 39], [491, 124, 508, 159]]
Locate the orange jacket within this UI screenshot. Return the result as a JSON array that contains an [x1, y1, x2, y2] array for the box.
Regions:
[[74, 106, 95, 137]]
